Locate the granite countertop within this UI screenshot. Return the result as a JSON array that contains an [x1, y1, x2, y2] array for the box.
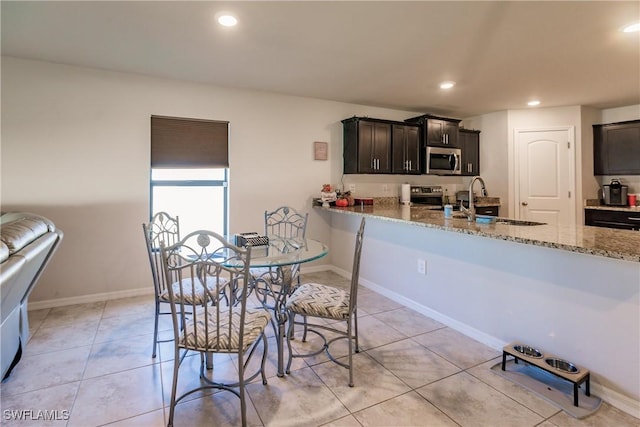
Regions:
[[584, 199, 640, 212], [317, 205, 640, 263]]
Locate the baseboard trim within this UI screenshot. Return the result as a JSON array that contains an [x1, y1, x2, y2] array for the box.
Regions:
[[28, 287, 154, 311], [26, 264, 640, 418], [328, 266, 640, 419], [28, 265, 330, 311]]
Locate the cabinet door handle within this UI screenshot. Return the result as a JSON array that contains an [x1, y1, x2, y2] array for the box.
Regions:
[[522, 201, 529, 206], [628, 217, 640, 221], [409, 160, 412, 170]]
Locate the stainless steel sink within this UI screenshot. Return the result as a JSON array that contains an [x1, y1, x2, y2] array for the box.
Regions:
[[495, 218, 546, 226]]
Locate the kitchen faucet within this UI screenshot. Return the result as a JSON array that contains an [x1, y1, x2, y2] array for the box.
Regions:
[[460, 176, 487, 222]]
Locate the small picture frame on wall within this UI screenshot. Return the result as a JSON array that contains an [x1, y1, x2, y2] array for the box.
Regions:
[[314, 141, 328, 160]]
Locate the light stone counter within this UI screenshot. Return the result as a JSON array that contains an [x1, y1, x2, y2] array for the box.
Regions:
[[318, 205, 640, 263]]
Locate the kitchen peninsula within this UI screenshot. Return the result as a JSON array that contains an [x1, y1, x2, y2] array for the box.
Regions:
[[317, 204, 640, 416]]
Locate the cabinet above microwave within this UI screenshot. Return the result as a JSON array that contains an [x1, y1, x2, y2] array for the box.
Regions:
[[404, 114, 462, 148]]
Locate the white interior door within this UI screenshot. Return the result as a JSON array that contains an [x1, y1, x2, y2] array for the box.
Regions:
[[515, 128, 575, 226]]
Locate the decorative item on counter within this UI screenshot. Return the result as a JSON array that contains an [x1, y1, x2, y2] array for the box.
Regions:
[[444, 204, 453, 218], [400, 183, 411, 205], [320, 184, 337, 207], [334, 189, 355, 207]]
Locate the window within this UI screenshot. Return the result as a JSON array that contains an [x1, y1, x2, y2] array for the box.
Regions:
[[150, 116, 229, 236], [150, 168, 227, 235]]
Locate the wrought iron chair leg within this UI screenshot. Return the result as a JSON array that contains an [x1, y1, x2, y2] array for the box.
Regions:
[[152, 300, 160, 358], [167, 347, 181, 427], [260, 333, 269, 384], [238, 354, 247, 427], [354, 310, 359, 353], [285, 311, 295, 374], [348, 320, 354, 387]]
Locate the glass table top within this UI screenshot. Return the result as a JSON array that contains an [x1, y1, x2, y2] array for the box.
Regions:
[[243, 237, 328, 268]]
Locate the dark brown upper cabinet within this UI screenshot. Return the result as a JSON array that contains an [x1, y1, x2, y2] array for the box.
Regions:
[[392, 124, 421, 174], [342, 117, 392, 174], [459, 129, 480, 176], [405, 114, 462, 148], [593, 119, 640, 175]]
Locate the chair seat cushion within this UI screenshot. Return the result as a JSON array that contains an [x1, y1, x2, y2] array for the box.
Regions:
[[159, 277, 226, 306], [286, 282, 350, 320], [180, 306, 271, 351]]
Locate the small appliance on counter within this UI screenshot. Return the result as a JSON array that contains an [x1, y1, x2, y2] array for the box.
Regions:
[[601, 179, 628, 206], [400, 183, 411, 205]]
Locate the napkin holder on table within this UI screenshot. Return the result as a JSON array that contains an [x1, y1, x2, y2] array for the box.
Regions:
[[234, 232, 269, 247]]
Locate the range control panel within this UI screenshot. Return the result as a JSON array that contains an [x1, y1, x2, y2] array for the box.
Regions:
[[410, 185, 443, 195]]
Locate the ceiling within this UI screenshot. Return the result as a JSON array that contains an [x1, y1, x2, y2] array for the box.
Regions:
[[2, 1, 639, 118]]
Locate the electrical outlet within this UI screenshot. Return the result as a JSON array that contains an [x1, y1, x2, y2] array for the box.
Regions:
[[349, 184, 356, 192], [382, 184, 389, 192], [417, 259, 426, 275]]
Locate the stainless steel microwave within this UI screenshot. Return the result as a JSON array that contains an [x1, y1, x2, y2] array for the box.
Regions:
[[425, 146, 461, 175]]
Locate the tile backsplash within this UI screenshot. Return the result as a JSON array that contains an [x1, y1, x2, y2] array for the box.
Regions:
[[341, 175, 486, 200]]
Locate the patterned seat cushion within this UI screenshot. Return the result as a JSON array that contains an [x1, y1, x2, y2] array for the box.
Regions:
[[160, 277, 227, 306], [286, 282, 350, 320], [180, 306, 271, 351]]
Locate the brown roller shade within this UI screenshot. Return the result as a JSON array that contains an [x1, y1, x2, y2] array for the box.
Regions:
[[151, 115, 229, 168]]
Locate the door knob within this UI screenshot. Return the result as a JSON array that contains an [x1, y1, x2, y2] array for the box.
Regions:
[[521, 201, 528, 206]]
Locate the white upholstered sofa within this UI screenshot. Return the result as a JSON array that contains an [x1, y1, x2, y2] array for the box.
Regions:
[[1, 212, 63, 380]]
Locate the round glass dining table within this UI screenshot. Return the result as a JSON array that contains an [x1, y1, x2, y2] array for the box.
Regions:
[[242, 237, 328, 377], [246, 237, 328, 268]]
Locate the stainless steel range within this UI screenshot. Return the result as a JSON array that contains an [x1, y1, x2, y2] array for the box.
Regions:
[[410, 185, 444, 208]]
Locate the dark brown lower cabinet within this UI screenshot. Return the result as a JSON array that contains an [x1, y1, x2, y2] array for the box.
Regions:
[[585, 209, 640, 230], [475, 206, 499, 216]]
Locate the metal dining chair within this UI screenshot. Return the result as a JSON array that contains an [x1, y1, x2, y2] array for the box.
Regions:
[[251, 206, 309, 303], [161, 230, 270, 427], [285, 217, 366, 387], [143, 212, 221, 358]]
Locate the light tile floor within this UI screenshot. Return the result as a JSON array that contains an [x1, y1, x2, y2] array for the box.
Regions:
[[2, 271, 639, 427]]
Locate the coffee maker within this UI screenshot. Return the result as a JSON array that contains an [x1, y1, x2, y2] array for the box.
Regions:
[[601, 179, 628, 206]]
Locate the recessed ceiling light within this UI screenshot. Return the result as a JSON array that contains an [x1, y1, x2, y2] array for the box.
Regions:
[[217, 13, 238, 27], [439, 81, 455, 90], [527, 100, 541, 107], [621, 22, 640, 33]]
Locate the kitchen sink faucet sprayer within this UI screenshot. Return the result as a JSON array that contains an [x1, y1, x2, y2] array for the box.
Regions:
[[460, 176, 487, 222]]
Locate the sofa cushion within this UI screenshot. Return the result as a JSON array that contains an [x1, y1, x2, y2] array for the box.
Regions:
[[0, 242, 8, 263], [1, 215, 51, 255]]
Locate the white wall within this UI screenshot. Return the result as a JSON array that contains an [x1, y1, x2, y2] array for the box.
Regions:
[[462, 112, 509, 215], [580, 106, 602, 213], [0, 56, 416, 303]]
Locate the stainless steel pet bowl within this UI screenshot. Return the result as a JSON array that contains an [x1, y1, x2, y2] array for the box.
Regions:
[[545, 358, 580, 374], [512, 344, 543, 358]]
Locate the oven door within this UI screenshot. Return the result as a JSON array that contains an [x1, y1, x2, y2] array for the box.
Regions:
[[426, 146, 461, 175]]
